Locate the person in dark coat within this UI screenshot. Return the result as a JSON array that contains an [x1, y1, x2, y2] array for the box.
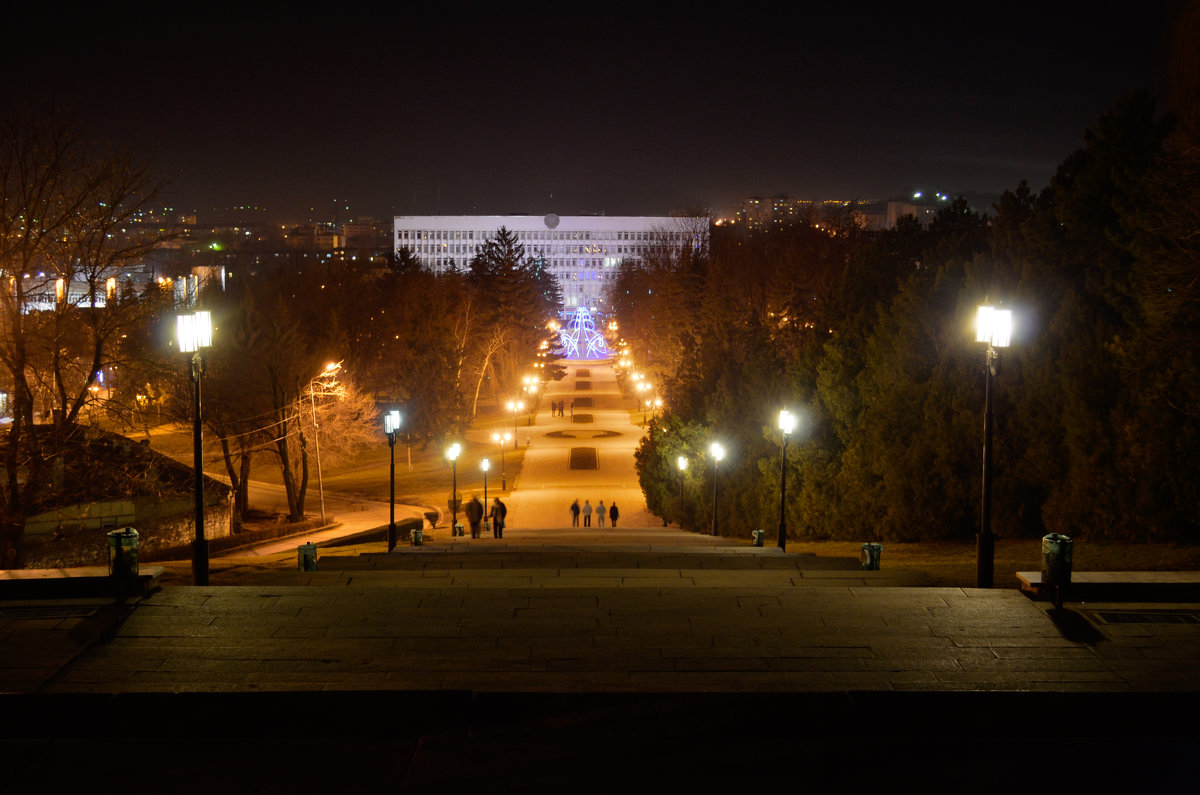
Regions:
[[609, 502, 619, 527], [489, 498, 507, 538], [465, 495, 484, 538], [570, 499, 580, 526]]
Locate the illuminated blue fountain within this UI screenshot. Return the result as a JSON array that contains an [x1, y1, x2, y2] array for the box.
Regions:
[[558, 308, 609, 360]]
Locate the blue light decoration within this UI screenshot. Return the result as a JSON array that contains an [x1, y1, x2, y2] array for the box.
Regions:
[[558, 308, 609, 360]]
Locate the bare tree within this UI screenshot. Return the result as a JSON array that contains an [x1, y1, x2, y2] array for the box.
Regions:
[[0, 113, 173, 565]]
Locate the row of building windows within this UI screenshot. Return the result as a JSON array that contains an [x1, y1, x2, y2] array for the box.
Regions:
[[407, 242, 654, 257], [397, 229, 687, 242]]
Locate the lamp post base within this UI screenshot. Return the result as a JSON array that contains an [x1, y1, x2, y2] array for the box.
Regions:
[[192, 538, 209, 586], [976, 532, 994, 589]]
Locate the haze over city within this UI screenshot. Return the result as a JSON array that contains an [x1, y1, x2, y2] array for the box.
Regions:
[[1, 4, 1167, 221]]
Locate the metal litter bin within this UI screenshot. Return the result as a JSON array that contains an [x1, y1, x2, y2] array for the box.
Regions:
[[411, 526, 423, 546], [297, 542, 318, 572], [453, 522, 465, 537], [751, 529, 764, 547], [1041, 533, 1073, 587], [107, 527, 139, 579], [861, 542, 882, 571]]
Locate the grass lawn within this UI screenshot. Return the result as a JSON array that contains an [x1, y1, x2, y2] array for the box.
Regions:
[[135, 422, 527, 505]]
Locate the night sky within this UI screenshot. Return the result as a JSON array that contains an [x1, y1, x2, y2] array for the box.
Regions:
[[3, 4, 1168, 221]]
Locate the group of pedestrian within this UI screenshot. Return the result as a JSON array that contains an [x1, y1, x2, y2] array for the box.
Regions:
[[550, 400, 574, 418], [464, 495, 507, 538], [570, 499, 618, 527]]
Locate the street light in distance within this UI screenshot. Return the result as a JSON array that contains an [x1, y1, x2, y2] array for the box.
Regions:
[[778, 409, 797, 552], [176, 310, 212, 586], [975, 304, 1013, 589], [384, 410, 401, 551], [710, 442, 726, 537]]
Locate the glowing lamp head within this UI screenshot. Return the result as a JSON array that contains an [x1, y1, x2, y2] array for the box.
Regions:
[[677, 455, 689, 472], [447, 443, 461, 462], [384, 410, 401, 435], [710, 442, 726, 462], [976, 305, 1012, 348], [779, 409, 797, 436], [481, 459, 490, 472], [176, 311, 213, 353]]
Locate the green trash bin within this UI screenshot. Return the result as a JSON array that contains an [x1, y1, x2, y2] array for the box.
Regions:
[[107, 527, 139, 579], [411, 526, 424, 546], [297, 542, 318, 572], [861, 542, 882, 571], [1041, 533, 1073, 587], [751, 529, 764, 547]]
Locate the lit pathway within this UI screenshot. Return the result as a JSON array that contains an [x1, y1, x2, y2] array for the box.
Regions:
[[495, 359, 658, 529]]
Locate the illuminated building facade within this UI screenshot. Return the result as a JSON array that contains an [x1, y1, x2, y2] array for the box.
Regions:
[[393, 214, 705, 310]]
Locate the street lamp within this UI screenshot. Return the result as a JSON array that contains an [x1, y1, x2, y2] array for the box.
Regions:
[[176, 310, 212, 586], [975, 304, 1012, 589], [447, 442, 461, 532], [778, 409, 797, 552], [677, 455, 688, 521], [307, 362, 341, 526], [384, 410, 401, 551], [710, 442, 726, 537], [507, 400, 524, 445], [492, 432, 511, 489], [481, 458, 490, 515]]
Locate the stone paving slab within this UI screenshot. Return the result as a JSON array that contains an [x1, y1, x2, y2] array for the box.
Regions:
[[19, 579, 1199, 696]]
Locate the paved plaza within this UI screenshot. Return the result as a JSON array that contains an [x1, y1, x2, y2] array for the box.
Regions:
[[1, 361, 1197, 790]]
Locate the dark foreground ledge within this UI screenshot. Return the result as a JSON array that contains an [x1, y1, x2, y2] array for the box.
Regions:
[[0, 690, 1195, 792]]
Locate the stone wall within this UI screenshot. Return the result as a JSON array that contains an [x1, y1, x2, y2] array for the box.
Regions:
[[20, 499, 232, 570]]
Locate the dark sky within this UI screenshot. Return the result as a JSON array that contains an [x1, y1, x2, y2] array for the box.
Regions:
[[4, 4, 1168, 221]]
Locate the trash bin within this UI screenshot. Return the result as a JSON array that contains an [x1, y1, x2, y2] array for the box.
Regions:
[[297, 542, 318, 572], [454, 522, 465, 537], [107, 527, 139, 579], [751, 529, 764, 547], [1041, 533, 1073, 587], [411, 526, 424, 546], [861, 542, 883, 571]]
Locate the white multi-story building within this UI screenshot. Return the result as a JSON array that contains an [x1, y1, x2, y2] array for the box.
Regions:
[[393, 213, 706, 309]]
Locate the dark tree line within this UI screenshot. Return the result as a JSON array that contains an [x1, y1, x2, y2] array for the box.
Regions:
[[621, 91, 1200, 544]]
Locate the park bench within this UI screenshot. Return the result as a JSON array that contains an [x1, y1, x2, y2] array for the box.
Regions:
[[0, 565, 164, 598], [1017, 570, 1200, 602]]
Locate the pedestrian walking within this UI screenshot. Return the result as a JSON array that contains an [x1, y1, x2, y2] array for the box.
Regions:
[[596, 500, 606, 527], [489, 498, 507, 538], [582, 500, 592, 527], [609, 503, 619, 527], [465, 494, 484, 538], [570, 499, 580, 526], [570, 400, 574, 417]]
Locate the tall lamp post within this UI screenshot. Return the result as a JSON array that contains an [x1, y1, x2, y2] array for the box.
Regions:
[[481, 459, 490, 510], [506, 400, 524, 447], [307, 362, 341, 526], [676, 455, 688, 521], [492, 432, 511, 489], [447, 442, 461, 532], [177, 311, 212, 586], [384, 410, 401, 551], [975, 305, 1012, 589], [778, 409, 796, 552], [710, 442, 726, 537]]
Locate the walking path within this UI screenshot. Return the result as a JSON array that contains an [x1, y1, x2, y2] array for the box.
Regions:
[[470, 359, 656, 529]]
